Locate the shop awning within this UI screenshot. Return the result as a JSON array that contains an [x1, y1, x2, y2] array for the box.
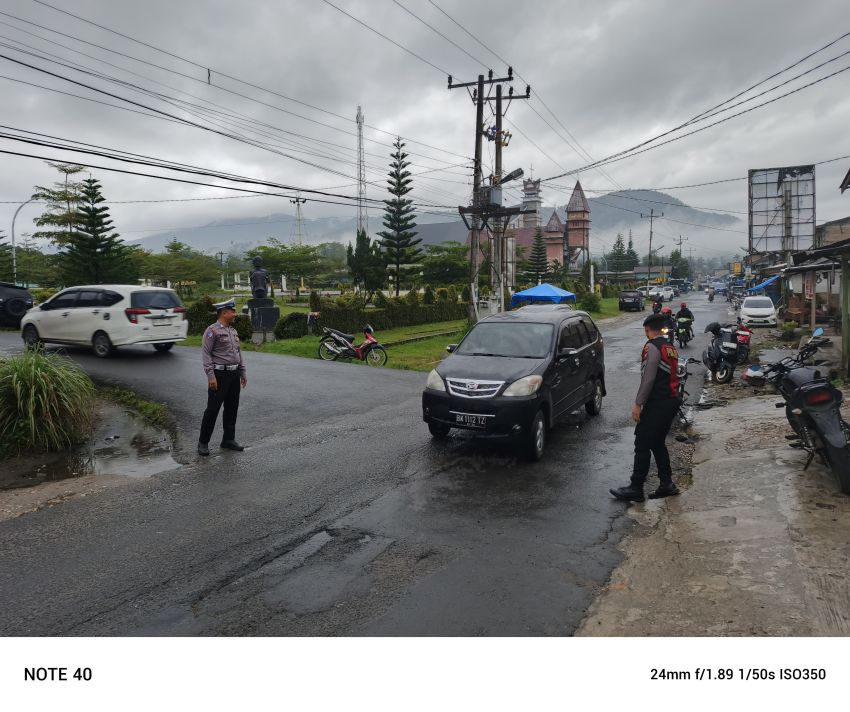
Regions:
[[747, 274, 780, 292]]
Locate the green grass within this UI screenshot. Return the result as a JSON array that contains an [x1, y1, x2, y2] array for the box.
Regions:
[[0, 348, 96, 456], [100, 386, 171, 430], [178, 320, 467, 370], [588, 297, 622, 319]]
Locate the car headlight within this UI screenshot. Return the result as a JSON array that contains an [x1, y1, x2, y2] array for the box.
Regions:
[[425, 369, 445, 391], [503, 375, 543, 397]]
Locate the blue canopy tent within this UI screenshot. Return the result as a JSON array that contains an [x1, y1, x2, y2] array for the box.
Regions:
[[511, 283, 577, 307], [747, 274, 780, 292]]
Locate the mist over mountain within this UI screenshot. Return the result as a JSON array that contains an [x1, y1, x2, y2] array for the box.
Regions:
[[126, 190, 744, 256]]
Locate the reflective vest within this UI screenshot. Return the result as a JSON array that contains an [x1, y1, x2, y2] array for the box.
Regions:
[[642, 336, 680, 401]]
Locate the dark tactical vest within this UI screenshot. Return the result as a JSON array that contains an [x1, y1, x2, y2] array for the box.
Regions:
[[642, 336, 680, 402]]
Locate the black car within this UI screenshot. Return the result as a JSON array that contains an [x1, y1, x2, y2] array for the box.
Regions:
[[618, 290, 644, 311], [0, 281, 34, 327], [422, 305, 606, 460]]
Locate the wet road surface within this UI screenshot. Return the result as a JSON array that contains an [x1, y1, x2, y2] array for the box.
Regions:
[[0, 294, 733, 635]]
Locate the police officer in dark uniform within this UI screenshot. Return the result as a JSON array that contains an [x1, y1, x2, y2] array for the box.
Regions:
[[610, 313, 681, 502], [198, 299, 247, 456]]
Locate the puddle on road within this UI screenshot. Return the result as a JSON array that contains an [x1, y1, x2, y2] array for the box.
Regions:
[[1, 402, 179, 491]]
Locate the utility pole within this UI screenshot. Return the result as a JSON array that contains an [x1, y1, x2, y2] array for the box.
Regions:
[[450, 68, 530, 322], [216, 250, 226, 290], [641, 209, 663, 289], [673, 234, 688, 279], [291, 196, 306, 245]]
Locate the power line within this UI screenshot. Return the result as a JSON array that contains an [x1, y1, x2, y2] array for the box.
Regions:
[[542, 58, 850, 181], [2, 6, 469, 163]]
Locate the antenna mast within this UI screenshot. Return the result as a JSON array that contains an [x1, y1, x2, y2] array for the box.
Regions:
[[356, 105, 368, 234]]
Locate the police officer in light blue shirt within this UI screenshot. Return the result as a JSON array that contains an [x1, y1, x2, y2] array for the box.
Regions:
[[198, 299, 247, 456]]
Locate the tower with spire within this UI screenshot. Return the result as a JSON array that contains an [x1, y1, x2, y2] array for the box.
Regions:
[[564, 180, 590, 268]]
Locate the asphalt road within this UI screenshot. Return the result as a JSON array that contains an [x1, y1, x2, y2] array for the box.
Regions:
[[0, 293, 732, 635]]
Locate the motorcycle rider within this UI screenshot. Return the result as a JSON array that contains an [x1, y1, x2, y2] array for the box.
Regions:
[[675, 301, 695, 339], [651, 296, 663, 314], [610, 313, 681, 502], [660, 306, 676, 343], [707, 285, 715, 302]]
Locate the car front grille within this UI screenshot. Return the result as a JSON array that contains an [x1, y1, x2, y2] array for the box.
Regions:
[[446, 378, 504, 398]]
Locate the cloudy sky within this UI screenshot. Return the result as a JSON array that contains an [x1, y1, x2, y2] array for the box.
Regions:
[[0, 0, 848, 259]]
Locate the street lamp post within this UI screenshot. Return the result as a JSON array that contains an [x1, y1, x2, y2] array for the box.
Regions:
[[11, 198, 35, 286]]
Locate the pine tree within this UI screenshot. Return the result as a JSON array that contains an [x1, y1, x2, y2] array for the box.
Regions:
[[377, 138, 421, 296], [625, 229, 640, 271], [347, 228, 386, 299], [31, 163, 86, 246], [61, 178, 136, 285], [526, 225, 548, 284], [608, 233, 628, 277]]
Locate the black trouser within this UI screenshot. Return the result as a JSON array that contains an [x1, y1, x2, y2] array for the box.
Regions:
[[631, 398, 679, 487], [199, 370, 241, 444]]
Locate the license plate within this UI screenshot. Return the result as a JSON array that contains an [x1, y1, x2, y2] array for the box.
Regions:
[[452, 412, 491, 428], [153, 318, 169, 326]]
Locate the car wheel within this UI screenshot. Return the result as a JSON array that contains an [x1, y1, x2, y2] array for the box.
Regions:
[[585, 380, 603, 416], [428, 421, 451, 439], [525, 409, 546, 461], [22, 324, 41, 350], [153, 342, 174, 352], [5, 297, 29, 321], [92, 331, 114, 358]]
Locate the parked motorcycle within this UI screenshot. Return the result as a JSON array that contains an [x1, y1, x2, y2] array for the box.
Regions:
[[734, 322, 753, 364], [676, 317, 693, 348], [676, 356, 703, 425], [318, 324, 388, 366], [743, 328, 850, 494], [702, 321, 738, 384]]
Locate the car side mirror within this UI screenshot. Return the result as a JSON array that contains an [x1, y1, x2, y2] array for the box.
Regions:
[[446, 344, 457, 353], [39, 303, 49, 311], [558, 347, 577, 358]]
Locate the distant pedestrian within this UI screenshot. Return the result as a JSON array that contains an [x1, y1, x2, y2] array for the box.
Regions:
[[610, 313, 681, 502], [198, 299, 247, 456]]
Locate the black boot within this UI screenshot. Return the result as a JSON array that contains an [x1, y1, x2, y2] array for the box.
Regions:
[[648, 482, 680, 499], [220, 440, 244, 451], [609, 484, 645, 502], [197, 442, 210, 456]]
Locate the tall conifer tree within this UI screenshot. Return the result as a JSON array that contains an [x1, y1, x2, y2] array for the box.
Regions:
[[61, 178, 135, 284], [377, 138, 421, 296]]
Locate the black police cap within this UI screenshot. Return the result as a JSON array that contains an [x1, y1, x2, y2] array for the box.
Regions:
[[643, 313, 667, 329]]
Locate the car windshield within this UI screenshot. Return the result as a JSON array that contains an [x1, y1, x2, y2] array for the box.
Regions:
[[456, 322, 553, 358], [131, 291, 182, 309], [744, 298, 773, 309]]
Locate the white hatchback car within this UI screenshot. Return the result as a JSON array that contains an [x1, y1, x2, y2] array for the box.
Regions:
[[739, 296, 777, 327], [21, 285, 188, 357]]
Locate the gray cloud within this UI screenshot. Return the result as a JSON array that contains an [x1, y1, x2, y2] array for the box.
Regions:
[[1, 0, 848, 259]]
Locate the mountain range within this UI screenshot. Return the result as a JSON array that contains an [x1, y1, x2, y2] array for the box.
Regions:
[[127, 190, 743, 256]]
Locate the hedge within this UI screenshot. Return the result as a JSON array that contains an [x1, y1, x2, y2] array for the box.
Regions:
[[273, 301, 469, 338]]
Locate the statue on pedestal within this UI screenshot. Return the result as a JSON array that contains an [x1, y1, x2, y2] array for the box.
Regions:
[[249, 256, 271, 299]]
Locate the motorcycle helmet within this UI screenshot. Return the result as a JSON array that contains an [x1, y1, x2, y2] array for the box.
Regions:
[[742, 364, 766, 386], [363, 324, 374, 334], [661, 307, 672, 314], [680, 302, 687, 308], [704, 321, 722, 335]]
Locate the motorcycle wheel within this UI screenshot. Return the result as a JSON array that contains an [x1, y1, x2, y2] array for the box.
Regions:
[[715, 363, 733, 384], [825, 443, 850, 494], [318, 339, 338, 361], [365, 345, 387, 367]]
